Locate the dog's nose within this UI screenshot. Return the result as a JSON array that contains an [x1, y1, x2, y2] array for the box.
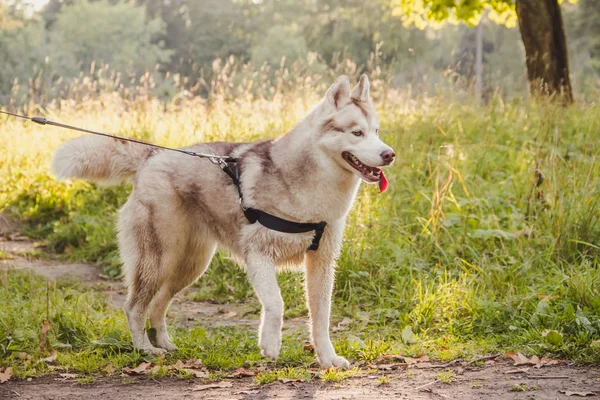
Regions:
[[381, 150, 395, 165]]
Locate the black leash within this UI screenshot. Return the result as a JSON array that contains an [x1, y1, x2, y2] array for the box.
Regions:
[[1, 110, 327, 251]]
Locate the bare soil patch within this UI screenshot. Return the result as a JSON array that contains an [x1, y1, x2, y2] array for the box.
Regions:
[[2, 361, 600, 400]]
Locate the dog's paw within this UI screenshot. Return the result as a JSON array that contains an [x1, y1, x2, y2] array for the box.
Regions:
[[140, 345, 167, 356], [318, 354, 350, 369], [156, 340, 178, 352], [259, 340, 281, 360]]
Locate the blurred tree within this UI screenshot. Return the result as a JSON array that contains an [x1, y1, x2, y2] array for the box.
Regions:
[[48, 0, 172, 76], [251, 24, 308, 66], [137, 0, 257, 78], [578, 0, 600, 75], [394, 0, 574, 103]]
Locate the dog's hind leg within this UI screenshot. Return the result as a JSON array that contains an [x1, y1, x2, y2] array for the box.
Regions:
[[245, 252, 283, 360], [147, 285, 178, 351], [119, 199, 182, 355], [149, 239, 217, 351], [125, 289, 162, 354]]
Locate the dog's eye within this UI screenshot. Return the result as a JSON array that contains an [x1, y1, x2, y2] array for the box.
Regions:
[[351, 130, 363, 137]]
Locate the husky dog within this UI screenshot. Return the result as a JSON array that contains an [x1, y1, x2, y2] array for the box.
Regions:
[[52, 75, 394, 368]]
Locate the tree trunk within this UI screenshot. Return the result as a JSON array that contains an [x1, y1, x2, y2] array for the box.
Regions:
[[475, 21, 483, 103], [515, 0, 573, 103]]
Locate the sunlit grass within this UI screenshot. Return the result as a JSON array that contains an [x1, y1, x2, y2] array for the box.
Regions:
[[1, 82, 600, 377]]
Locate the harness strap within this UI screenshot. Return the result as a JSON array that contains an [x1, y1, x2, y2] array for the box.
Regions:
[[220, 161, 327, 251]]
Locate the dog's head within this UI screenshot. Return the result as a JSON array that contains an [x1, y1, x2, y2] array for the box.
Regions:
[[317, 75, 394, 192]]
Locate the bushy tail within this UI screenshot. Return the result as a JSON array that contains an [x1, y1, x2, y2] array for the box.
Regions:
[[52, 135, 155, 185]]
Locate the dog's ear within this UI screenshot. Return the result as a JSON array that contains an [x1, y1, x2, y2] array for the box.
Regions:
[[351, 74, 370, 102], [325, 75, 350, 110]]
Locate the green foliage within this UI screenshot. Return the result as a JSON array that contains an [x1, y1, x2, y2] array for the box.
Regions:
[[48, 0, 172, 77], [251, 25, 308, 66], [393, 0, 517, 28], [575, 0, 600, 74], [0, 0, 171, 103], [0, 19, 49, 104]]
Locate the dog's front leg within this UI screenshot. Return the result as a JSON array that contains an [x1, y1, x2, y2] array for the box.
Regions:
[[245, 252, 283, 360], [306, 246, 350, 369]]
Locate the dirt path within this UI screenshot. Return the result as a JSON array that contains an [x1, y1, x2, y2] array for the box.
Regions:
[[0, 239, 274, 330], [2, 361, 600, 399], [2, 238, 600, 399]]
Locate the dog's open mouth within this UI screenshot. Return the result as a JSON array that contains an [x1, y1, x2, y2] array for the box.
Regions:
[[342, 151, 389, 192]]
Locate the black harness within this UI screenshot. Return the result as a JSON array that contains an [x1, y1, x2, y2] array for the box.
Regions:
[[219, 160, 327, 251]]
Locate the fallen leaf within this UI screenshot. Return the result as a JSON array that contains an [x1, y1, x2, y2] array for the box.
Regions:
[[123, 362, 153, 375], [0, 367, 12, 383], [506, 352, 540, 366], [559, 391, 597, 397], [39, 320, 51, 353], [182, 359, 203, 369], [535, 357, 560, 369], [303, 344, 315, 352], [191, 381, 233, 391], [404, 355, 430, 364], [183, 368, 209, 378], [171, 359, 207, 377]]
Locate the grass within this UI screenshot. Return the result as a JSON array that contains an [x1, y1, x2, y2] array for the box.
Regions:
[[1, 81, 600, 379], [254, 367, 312, 384], [320, 367, 362, 382], [510, 383, 538, 392], [436, 370, 454, 384]]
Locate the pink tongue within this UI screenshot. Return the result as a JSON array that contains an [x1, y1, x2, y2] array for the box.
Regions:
[[378, 170, 388, 193]]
